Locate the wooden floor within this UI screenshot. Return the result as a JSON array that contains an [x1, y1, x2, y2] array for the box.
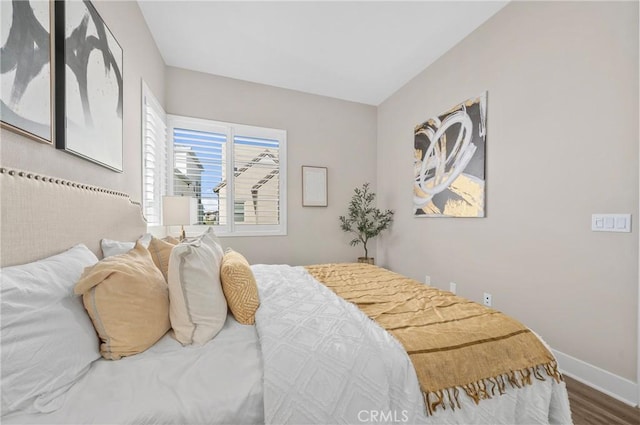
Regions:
[[565, 376, 639, 425]]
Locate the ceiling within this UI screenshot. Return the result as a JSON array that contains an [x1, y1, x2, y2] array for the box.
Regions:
[[138, 1, 508, 106]]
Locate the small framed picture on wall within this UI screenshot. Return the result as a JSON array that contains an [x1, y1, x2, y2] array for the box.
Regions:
[[302, 166, 328, 207]]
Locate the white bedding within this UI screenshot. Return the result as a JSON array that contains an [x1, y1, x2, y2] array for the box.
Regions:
[[253, 264, 572, 425], [4, 264, 571, 425], [3, 314, 264, 425], [253, 264, 428, 424]]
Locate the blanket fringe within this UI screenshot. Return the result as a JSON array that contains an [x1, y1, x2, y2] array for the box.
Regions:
[[423, 361, 563, 416]]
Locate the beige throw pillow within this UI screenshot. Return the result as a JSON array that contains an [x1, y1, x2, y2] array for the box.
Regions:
[[220, 250, 260, 325], [74, 243, 170, 360], [148, 236, 178, 282], [167, 227, 227, 345]]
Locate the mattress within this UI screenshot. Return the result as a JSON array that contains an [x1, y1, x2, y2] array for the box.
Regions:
[[3, 314, 264, 425]]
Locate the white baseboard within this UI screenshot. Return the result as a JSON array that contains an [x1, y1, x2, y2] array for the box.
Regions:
[[552, 349, 638, 407]]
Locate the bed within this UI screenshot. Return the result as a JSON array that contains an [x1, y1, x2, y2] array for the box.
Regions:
[[0, 168, 572, 424]]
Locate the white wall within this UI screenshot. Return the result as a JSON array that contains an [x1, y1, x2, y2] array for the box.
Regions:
[[377, 1, 639, 381], [166, 67, 377, 265], [1, 1, 165, 200]]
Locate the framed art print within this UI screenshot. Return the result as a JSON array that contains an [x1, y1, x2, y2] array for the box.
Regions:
[[302, 166, 328, 207], [0, 0, 53, 144], [413, 92, 487, 217], [55, 0, 123, 171]]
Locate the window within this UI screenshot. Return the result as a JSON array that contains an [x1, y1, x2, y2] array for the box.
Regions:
[[141, 87, 287, 236], [167, 115, 287, 236], [141, 83, 167, 226]]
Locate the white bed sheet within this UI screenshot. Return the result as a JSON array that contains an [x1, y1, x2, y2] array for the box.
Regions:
[[4, 314, 264, 425]]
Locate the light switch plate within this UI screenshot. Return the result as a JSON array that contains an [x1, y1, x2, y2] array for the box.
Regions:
[[592, 214, 631, 232]]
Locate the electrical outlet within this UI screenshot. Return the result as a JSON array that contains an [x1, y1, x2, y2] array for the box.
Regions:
[[424, 275, 431, 285], [483, 293, 492, 307], [449, 282, 457, 294]]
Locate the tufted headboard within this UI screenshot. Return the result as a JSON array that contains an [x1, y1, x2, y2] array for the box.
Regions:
[[0, 168, 148, 267]]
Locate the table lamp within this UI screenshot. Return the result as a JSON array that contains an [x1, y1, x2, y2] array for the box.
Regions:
[[163, 196, 195, 240]]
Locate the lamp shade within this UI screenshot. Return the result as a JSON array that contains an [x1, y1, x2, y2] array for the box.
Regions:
[[162, 196, 195, 226]]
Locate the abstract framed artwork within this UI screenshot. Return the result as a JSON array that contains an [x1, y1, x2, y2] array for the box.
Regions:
[[54, 0, 123, 171], [0, 0, 54, 144], [302, 166, 328, 207], [413, 92, 487, 217]]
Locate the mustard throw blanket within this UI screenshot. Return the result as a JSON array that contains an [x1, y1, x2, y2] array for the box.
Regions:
[[305, 263, 562, 414]]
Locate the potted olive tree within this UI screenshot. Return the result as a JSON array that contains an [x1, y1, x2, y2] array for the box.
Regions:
[[339, 183, 394, 264]]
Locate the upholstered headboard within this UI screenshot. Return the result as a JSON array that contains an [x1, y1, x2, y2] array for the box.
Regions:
[[0, 168, 148, 267]]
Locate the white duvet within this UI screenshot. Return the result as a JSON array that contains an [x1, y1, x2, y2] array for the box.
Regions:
[[253, 264, 573, 425], [5, 264, 572, 425]]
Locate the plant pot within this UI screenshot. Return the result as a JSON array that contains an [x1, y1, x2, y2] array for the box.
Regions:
[[358, 257, 374, 265]]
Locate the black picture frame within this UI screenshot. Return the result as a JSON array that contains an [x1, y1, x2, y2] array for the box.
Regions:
[[54, 0, 123, 172]]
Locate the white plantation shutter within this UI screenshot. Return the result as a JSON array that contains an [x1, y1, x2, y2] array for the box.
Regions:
[[233, 135, 281, 226], [168, 115, 287, 236], [172, 127, 227, 225], [142, 83, 167, 226]]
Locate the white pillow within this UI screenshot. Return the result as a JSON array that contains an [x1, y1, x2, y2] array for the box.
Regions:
[[101, 233, 152, 257], [1, 245, 101, 415], [167, 227, 227, 345]]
